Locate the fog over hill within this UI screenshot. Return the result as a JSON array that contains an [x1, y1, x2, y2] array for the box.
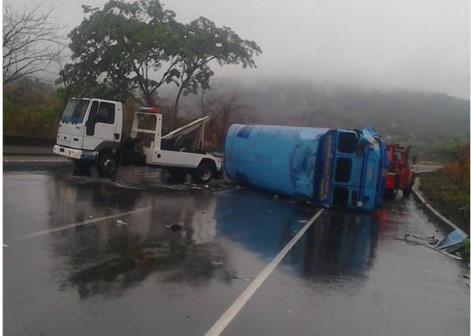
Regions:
[[170, 77, 470, 160]]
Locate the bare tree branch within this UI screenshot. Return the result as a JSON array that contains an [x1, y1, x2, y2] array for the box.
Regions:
[[3, 1, 66, 84]]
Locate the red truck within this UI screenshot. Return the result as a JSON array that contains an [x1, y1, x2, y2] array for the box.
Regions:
[[385, 144, 416, 199]]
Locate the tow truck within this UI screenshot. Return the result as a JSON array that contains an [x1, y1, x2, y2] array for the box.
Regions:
[[53, 98, 223, 183], [384, 144, 416, 198]]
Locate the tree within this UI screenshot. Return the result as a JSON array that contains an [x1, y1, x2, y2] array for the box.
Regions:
[[204, 92, 251, 147], [3, 2, 64, 84], [58, 0, 180, 104], [59, 0, 261, 123], [170, 17, 261, 127]]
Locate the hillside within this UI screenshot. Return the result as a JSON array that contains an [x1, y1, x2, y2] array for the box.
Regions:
[[175, 78, 469, 160]]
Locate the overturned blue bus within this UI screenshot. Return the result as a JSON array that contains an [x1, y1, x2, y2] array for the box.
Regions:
[[224, 124, 387, 211]]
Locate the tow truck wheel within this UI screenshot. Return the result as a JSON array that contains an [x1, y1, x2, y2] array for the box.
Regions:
[[192, 161, 215, 184], [98, 153, 118, 177]]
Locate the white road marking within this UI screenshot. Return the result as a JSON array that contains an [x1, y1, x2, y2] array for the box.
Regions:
[[24, 207, 152, 239], [203, 208, 324, 336]]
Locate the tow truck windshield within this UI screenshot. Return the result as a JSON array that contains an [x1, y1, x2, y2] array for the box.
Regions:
[[60, 99, 90, 123]]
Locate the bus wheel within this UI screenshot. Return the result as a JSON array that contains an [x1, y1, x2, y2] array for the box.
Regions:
[[98, 153, 118, 177]]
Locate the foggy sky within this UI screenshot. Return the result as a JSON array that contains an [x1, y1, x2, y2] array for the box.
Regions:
[[6, 0, 470, 99]]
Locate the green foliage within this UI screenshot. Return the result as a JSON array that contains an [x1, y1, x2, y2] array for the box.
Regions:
[[3, 78, 62, 137], [419, 144, 470, 234], [58, 0, 261, 115], [437, 140, 463, 161], [58, 0, 177, 103]]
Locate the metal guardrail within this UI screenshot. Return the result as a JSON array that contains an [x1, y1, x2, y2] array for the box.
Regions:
[[3, 135, 55, 147]]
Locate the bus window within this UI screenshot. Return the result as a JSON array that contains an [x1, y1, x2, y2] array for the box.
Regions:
[[337, 131, 358, 153]]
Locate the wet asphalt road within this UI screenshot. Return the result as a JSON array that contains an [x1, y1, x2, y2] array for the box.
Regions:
[[3, 163, 469, 336]]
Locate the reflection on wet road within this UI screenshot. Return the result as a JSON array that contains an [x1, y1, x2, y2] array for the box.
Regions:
[[3, 166, 469, 336]]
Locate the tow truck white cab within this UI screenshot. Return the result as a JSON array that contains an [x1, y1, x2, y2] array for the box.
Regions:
[[53, 98, 223, 183]]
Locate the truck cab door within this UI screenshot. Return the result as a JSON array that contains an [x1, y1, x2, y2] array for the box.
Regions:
[[83, 101, 121, 151]]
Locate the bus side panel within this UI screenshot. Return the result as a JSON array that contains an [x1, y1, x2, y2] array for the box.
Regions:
[[224, 124, 327, 200], [224, 124, 387, 211]]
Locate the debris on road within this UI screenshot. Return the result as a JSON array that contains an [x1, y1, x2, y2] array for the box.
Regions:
[[397, 230, 468, 260], [435, 229, 467, 253], [116, 219, 128, 226]]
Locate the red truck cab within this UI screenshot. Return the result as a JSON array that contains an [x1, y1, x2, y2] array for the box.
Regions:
[[385, 144, 416, 198]]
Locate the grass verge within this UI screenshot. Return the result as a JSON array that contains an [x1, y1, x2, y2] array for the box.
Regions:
[[418, 168, 469, 235]]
